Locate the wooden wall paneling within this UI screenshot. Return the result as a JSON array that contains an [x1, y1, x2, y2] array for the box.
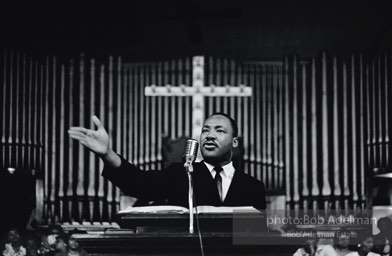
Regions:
[[377, 56, 384, 168], [243, 62, 250, 175], [272, 65, 279, 190], [185, 58, 191, 144], [310, 57, 319, 209], [58, 63, 65, 222], [358, 55, 366, 207], [249, 63, 256, 178], [321, 53, 331, 205], [292, 56, 300, 207], [255, 64, 262, 182], [301, 60, 310, 209], [284, 57, 292, 207], [383, 53, 389, 169], [261, 64, 267, 186], [157, 63, 163, 169], [98, 58, 107, 220], [87, 59, 96, 222], [385, 53, 390, 168], [332, 57, 341, 209], [386, 52, 391, 170], [3, 50, 392, 222]]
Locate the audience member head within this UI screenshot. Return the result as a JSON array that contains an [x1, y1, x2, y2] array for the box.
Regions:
[[55, 233, 68, 252], [377, 217, 392, 235], [67, 234, 81, 252], [23, 232, 41, 256], [334, 229, 352, 249], [61, 232, 88, 256], [6, 227, 23, 247], [356, 233, 375, 255], [302, 237, 319, 255], [2, 227, 26, 256], [46, 224, 64, 248]]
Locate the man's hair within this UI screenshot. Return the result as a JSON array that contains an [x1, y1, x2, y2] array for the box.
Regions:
[[207, 112, 238, 137], [56, 233, 69, 244], [47, 224, 64, 235], [377, 216, 392, 229]]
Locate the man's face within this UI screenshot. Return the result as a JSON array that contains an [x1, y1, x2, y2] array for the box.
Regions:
[[8, 229, 21, 246], [361, 237, 374, 252], [67, 236, 80, 250], [337, 234, 350, 248], [199, 115, 238, 165]]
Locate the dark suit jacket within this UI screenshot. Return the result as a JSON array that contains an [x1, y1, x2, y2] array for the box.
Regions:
[[373, 233, 392, 256], [102, 156, 266, 209]]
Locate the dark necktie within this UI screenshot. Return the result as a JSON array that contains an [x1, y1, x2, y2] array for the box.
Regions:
[[214, 166, 223, 202]]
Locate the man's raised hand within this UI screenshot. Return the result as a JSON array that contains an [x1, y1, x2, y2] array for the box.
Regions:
[[68, 115, 110, 156]]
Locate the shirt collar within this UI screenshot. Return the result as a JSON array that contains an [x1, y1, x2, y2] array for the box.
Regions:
[[203, 161, 235, 179]]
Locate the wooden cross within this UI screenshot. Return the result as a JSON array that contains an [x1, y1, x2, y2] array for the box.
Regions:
[[145, 56, 252, 160]]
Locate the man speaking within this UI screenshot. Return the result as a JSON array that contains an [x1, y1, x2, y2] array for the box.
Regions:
[[68, 112, 266, 210]]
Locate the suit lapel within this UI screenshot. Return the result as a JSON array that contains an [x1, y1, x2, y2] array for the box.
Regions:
[[195, 164, 244, 205], [223, 168, 242, 204], [194, 161, 222, 205], [194, 161, 212, 178]]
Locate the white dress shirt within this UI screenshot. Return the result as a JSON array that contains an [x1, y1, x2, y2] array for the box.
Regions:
[[203, 161, 235, 201]]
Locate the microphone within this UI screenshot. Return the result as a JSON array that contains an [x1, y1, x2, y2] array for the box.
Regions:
[[183, 139, 199, 235], [183, 139, 199, 169]]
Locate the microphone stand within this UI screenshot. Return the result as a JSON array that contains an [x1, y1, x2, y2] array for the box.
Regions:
[[184, 162, 194, 234]]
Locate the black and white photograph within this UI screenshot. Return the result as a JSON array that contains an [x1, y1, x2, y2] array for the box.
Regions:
[[1, 1, 392, 255]]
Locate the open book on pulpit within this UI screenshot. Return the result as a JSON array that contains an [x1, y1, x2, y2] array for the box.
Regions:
[[114, 205, 266, 233], [118, 205, 260, 214]]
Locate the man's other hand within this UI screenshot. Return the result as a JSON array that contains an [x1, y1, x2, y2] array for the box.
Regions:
[[68, 115, 110, 156]]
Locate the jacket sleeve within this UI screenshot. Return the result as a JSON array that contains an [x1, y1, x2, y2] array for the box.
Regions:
[[101, 155, 175, 201]]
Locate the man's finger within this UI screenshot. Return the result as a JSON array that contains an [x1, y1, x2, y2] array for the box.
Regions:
[[68, 133, 86, 142], [69, 127, 88, 133], [92, 115, 103, 129], [68, 129, 87, 136]]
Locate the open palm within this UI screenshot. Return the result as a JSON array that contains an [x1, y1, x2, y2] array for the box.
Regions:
[[68, 115, 110, 155]]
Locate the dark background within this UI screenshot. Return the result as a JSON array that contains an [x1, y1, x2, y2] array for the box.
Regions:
[[1, 0, 392, 61]]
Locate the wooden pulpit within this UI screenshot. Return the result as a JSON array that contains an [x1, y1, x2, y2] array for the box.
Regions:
[[72, 209, 298, 256]]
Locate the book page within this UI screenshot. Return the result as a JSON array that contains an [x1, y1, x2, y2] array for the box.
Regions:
[[118, 205, 189, 214], [118, 205, 260, 214], [195, 205, 260, 214]]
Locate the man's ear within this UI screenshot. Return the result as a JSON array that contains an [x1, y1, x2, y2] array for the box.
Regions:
[[232, 137, 238, 148]]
